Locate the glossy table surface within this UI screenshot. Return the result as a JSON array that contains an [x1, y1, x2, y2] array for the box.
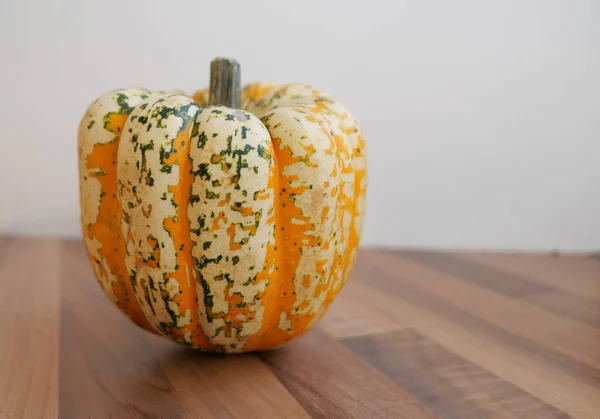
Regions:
[[1, 236, 599, 418]]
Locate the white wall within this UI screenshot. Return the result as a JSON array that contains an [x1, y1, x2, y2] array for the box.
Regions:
[[1, 0, 598, 251]]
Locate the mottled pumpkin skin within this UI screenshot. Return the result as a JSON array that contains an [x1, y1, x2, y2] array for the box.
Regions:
[[78, 83, 367, 353]]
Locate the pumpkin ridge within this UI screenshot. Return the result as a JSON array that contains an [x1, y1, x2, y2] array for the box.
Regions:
[[188, 106, 277, 352], [161, 107, 213, 349], [118, 95, 213, 348], [252, 105, 335, 347], [243, 133, 283, 351], [79, 89, 156, 332]]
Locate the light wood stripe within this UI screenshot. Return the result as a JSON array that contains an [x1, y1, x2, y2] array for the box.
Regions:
[[319, 282, 405, 339], [0, 238, 61, 419]]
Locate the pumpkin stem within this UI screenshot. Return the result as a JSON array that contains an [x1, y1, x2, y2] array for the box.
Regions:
[[209, 57, 241, 108]]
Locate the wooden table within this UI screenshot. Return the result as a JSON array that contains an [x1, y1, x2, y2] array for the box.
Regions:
[[1, 236, 599, 418]]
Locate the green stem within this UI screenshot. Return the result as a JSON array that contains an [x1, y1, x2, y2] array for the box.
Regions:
[[209, 57, 241, 108]]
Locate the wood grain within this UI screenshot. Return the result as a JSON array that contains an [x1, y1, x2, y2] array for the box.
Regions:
[[350, 251, 600, 418], [522, 289, 600, 329], [345, 329, 568, 419], [261, 328, 437, 419], [0, 238, 62, 419], [374, 251, 600, 375], [411, 250, 600, 327], [458, 252, 600, 300], [344, 279, 600, 418], [2, 236, 599, 418], [161, 352, 310, 419]]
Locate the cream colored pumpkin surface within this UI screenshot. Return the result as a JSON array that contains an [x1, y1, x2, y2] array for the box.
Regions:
[[78, 82, 366, 353]]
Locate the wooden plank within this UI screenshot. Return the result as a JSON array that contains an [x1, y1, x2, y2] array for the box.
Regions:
[[3, 235, 599, 418], [368, 251, 600, 374], [458, 252, 600, 300], [344, 275, 600, 417], [260, 327, 439, 419], [0, 238, 61, 419], [345, 329, 568, 419], [60, 241, 308, 419]]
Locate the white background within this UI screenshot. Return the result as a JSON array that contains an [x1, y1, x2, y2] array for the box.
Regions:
[[1, 0, 598, 251]]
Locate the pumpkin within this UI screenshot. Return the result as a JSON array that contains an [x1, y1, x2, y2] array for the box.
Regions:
[[78, 58, 367, 353]]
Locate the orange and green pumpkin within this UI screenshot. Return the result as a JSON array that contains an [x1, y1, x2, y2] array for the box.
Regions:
[[77, 58, 367, 353]]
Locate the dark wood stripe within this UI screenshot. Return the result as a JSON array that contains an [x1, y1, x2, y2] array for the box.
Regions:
[[523, 290, 600, 330], [401, 250, 552, 297], [344, 329, 568, 419], [356, 252, 600, 389], [260, 328, 439, 419], [460, 252, 600, 285], [458, 252, 600, 300]]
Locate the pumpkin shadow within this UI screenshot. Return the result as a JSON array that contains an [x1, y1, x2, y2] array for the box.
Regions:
[[162, 344, 288, 378], [166, 345, 258, 366]]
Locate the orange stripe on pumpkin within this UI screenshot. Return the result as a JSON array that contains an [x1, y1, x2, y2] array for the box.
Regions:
[[85, 112, 154, 332], [244, 155, 281, 351], [161, 125, 213, 349]]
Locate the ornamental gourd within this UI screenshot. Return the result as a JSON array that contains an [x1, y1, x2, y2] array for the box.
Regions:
[[78, 58, 367, 353]]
